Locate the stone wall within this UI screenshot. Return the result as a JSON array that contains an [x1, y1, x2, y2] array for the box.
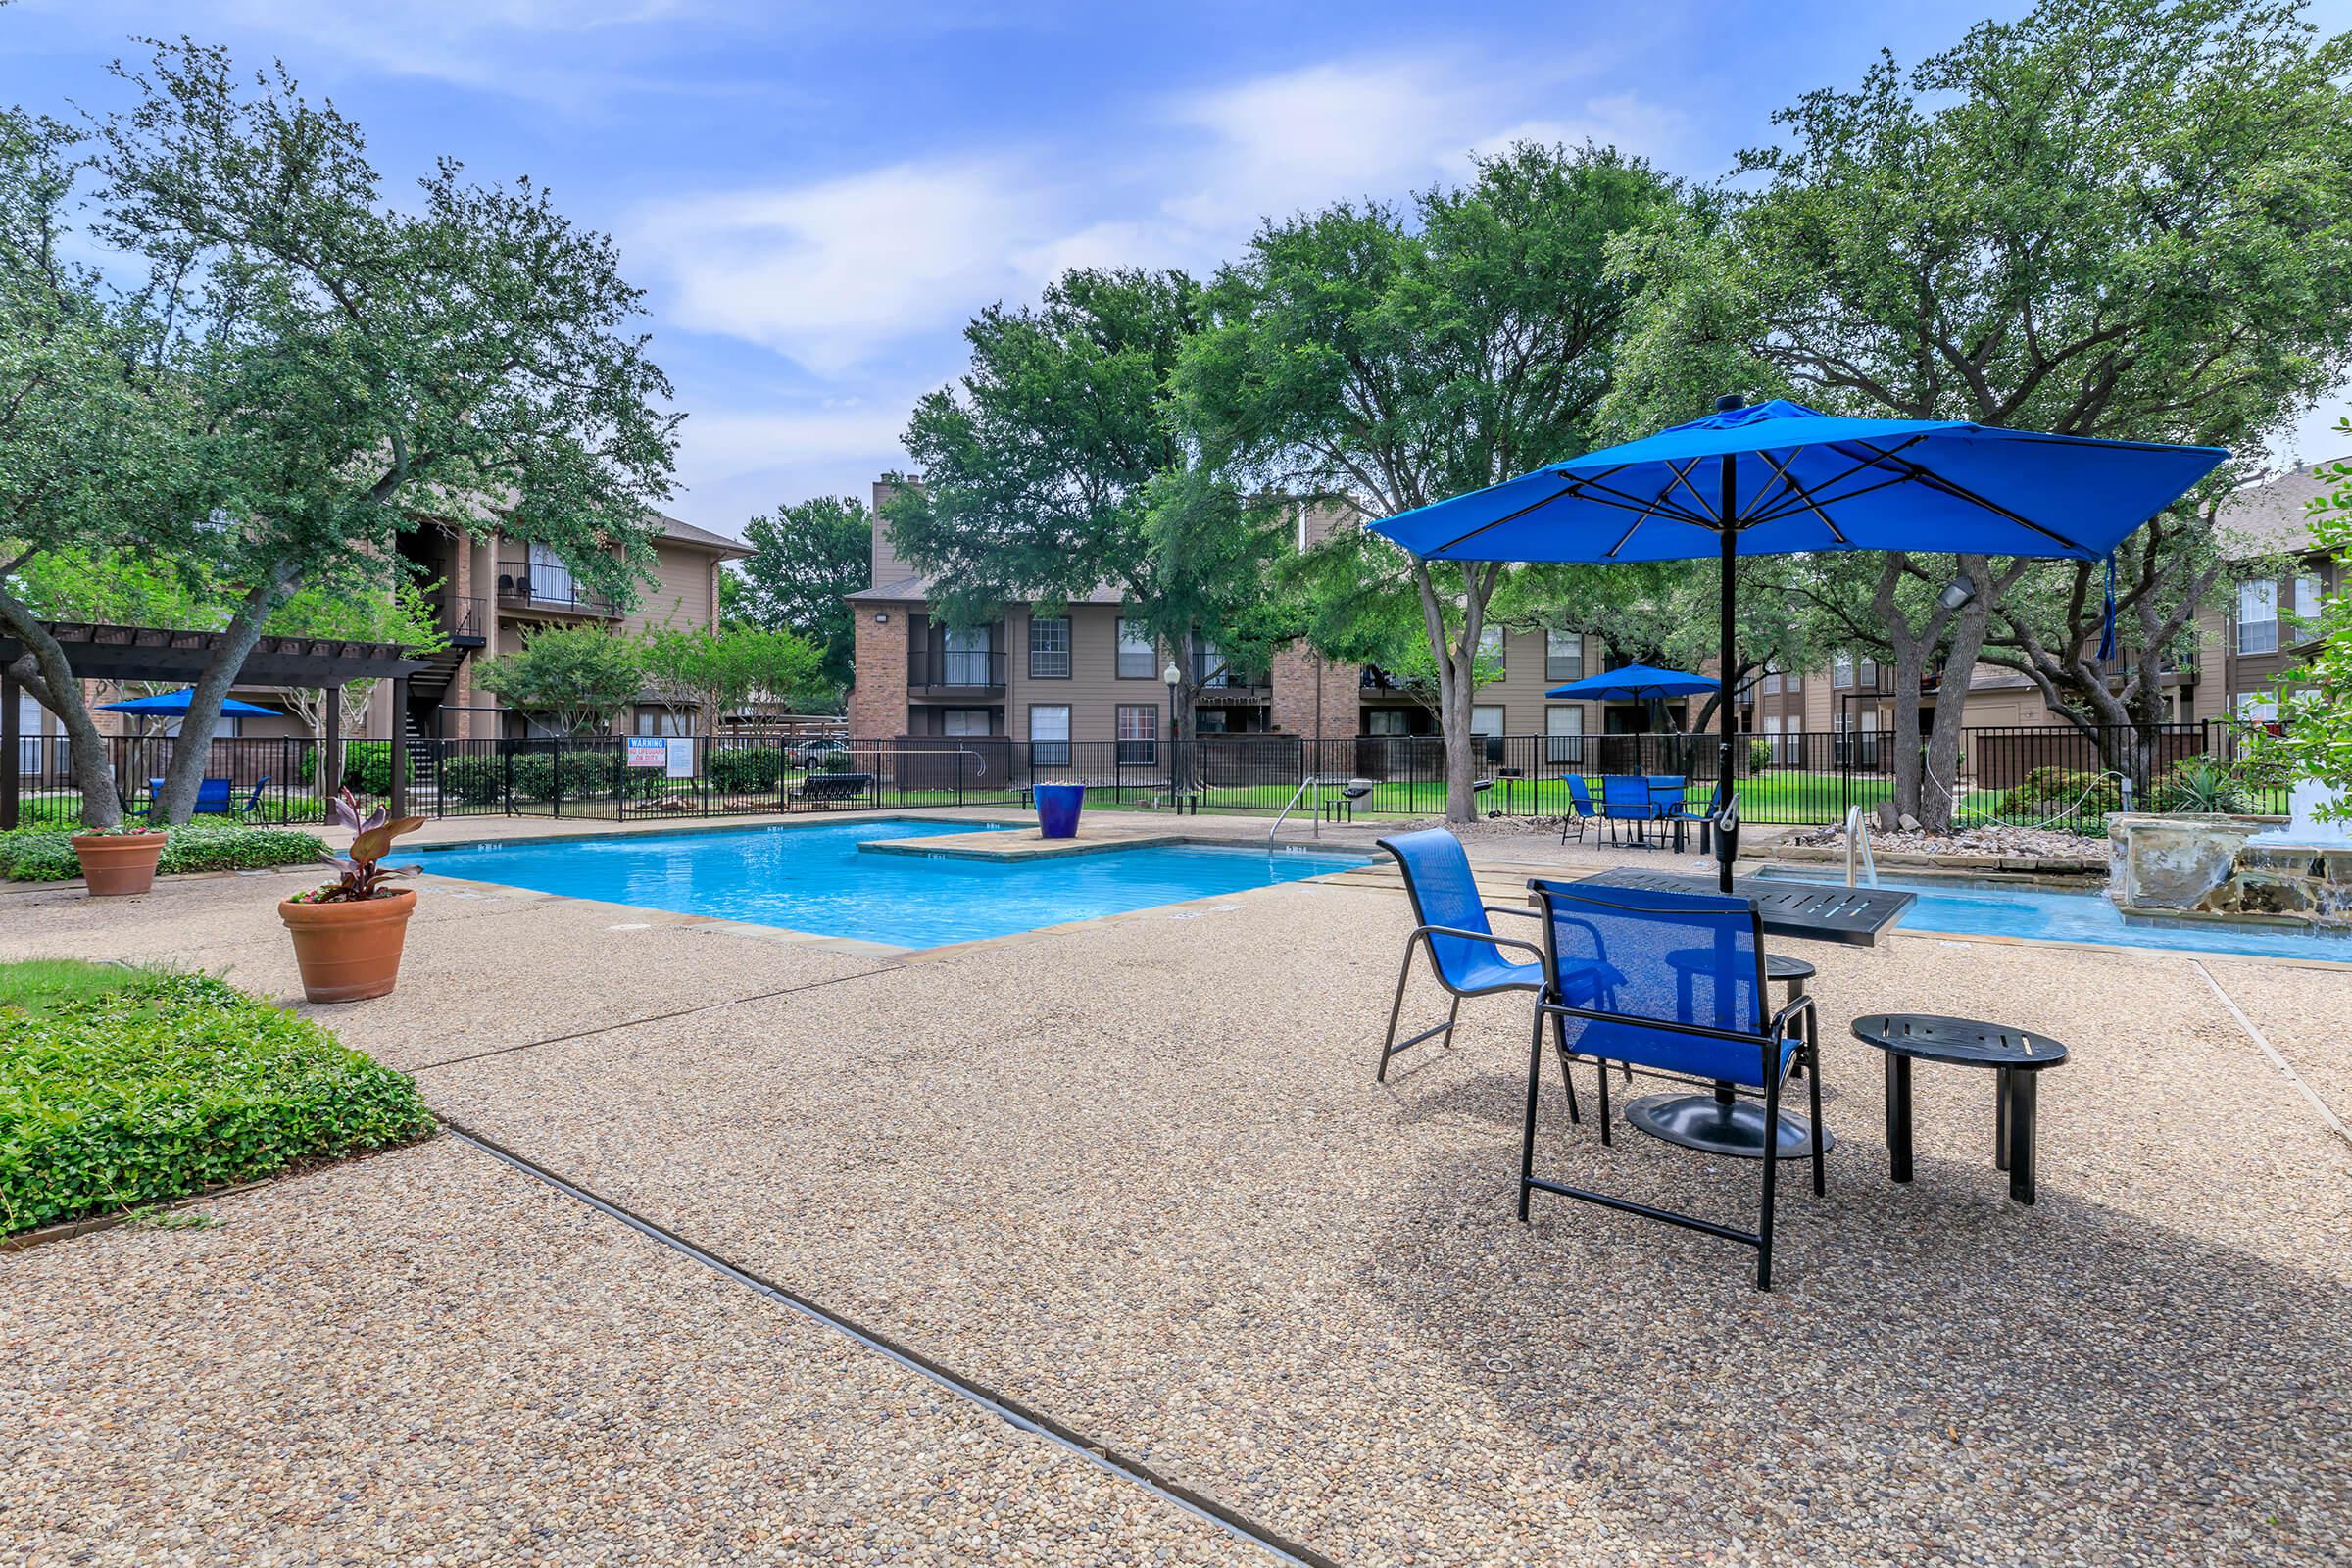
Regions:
[[2107, 812, 2352, 929]]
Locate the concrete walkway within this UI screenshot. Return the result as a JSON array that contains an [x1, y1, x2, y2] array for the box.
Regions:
[[5, 816, 2347, 1565]]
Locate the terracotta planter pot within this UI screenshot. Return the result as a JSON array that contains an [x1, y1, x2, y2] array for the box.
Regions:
[[278, 889, 416, 1003], [72, 831, 169, 897]]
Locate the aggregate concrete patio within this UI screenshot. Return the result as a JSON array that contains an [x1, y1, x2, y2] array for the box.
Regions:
[[4, 810, 2347, 1566]]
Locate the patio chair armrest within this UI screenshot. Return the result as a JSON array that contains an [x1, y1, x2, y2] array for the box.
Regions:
[[1414, 924, 1544, 964], [1482, 903, 1540, 920], [1770, 992, 1816, 1039], [1536, 997, 1779, 1049]]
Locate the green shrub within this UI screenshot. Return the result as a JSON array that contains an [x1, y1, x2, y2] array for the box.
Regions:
[[334, 740, 393, 796], [708, 745, 784, 794], [2156, 758, 2253, 814], [0, 965, 436, 1233], [437, 754, 506, 806], [506, 749, 618, 801], [1747, 735, 1777, 772], [0, 825, 327, 883], [1995, 766, 2117, 827], [812, 748, 857, 774]]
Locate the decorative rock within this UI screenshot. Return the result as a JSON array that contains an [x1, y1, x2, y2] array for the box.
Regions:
[[2108, 811, 2352, 930], [1897, 813, 1922, 833]]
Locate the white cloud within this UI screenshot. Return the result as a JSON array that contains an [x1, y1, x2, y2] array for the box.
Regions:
[[675, 402, 912, 484], [628, 161, 1060, 374]]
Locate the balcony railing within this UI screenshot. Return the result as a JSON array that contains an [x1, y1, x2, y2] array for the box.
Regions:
[[1193, 653, 1266, 690], [438, 594, 486, 643], [496, 561, 617, 616], [907, 649, 1006, 691]]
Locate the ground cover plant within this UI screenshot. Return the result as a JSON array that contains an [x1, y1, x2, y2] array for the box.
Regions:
[[0, 824, 326, 882], [0, 961, 435, 1233]]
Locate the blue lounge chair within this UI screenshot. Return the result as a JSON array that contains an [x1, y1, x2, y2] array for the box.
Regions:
[[1597, 775, 1655, 847], [1558, 776, 1599, 844], [1519, 878, 1824, 1291]]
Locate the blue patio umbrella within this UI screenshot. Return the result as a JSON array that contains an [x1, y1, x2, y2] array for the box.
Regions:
[[99, 687, 282, 717], [1369, 396, 2228, 894], [1544, 662, 1719, 703]]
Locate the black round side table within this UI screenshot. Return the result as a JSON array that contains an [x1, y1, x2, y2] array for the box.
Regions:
[[1850, 1014, 2069, 1203]]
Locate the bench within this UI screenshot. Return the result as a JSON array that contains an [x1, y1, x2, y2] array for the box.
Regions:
[[791, 771, 874, 804]]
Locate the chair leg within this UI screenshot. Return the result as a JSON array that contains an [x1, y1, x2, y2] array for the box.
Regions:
[[1595, 1053, 1613, 1146], [1377, 941, 1417, 1083], [1518, 1003, 1546, 1222], [1805, 1012, 1826, 1199], [1756, 1066, 1785, 1291], [1549, 1007, 1581, 1124], [1440, 994, 1461, 1051]]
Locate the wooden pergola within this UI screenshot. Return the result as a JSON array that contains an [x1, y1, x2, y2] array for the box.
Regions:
[[0, 621, 430, 827]]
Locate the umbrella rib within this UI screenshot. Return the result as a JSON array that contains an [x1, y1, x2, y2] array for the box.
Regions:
[[1830, 439, 2102, 554], [1425, 466, 1709, 556], [1750, 450, 1848, 544]]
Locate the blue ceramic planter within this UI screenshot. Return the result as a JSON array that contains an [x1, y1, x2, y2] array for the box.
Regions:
[[1034, 783, 1086, 839]]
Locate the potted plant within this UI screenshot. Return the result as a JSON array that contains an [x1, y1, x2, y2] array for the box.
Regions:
[[1034, 781, 1087, 839], [278, 791, 426, 1003], [71, 821, 172, 896]]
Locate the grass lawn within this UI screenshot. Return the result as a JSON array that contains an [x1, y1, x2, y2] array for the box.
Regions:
[[0, 960, 436, 1234]]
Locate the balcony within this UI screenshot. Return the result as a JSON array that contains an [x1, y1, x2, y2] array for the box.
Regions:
[[1194, 652, 1267, 701], [496, 561, 618, 617], [907, 648, 1006, 694], [438, 594, 486, 646]]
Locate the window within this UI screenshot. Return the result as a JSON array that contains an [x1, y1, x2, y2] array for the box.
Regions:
[[1028, 616, 1070, 679], [1544, 630, 1584, 683], [1028, 704, 1071, 765], [633, 707, 690, 736], [1194, 638, 1226, 688], [1783, 666, 1801, 695], [1367, 709, 1409, 736], [1544, 705, 1585, 764], [941, 709, 991, 737], [2292, 574, 2323, 636], [1471, 705, 1505, 738], [1477, 626, 1504, 670], [526, 540, 576, 605], [1115, 704, 1157, 765], [1833, 653, 1854, 688], [1858, 656, 1877, 686], [2234, 691, 2279, 723], [940, 626, 993, 685], [1116, 618, 1154, 679], [2238, 580, 2278, 655], [1761, 662, 1782, 696]]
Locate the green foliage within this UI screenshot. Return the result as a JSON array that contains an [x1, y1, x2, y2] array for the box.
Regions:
[[0, 824, 325, 882], [2241, 431, 2352, 816], [0, 965, 435, 1233], [505, 750, 619, 802], [1748, 736, 1778, 772], [474, 626, 645, 735], [436, 755, 505, 806], [707, 745, 785, 794], [729, 496, 870, 697], [2155, 758, 2254, 815], [1999, 767, 2108, 817], [638, 623, 825, 725]]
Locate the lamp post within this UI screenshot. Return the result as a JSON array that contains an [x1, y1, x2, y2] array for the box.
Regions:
[[1162, 659, 1182, 782]]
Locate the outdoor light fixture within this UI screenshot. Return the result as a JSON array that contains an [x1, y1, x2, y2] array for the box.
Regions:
[[1938, 575, 1978, 612], [872, 612, 890, 623], [1162, 660, 1181, 691]]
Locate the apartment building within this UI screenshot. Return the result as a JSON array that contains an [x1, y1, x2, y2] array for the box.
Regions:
[[374, 512, 749, 742], [1769, 461, 2341, 739], [842, 481, 1648, 751]]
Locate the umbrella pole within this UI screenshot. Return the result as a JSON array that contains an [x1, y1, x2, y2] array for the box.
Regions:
[[1718, 455, 1739, 895]]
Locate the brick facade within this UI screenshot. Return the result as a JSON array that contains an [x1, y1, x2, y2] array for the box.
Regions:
[[847, 608, 908, 740], [1269, 643, 1361, 737]]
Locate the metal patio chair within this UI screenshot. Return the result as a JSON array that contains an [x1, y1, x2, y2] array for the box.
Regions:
[[1597, 775, 1656, 847], [1559, 776, 1600, 844], [1518, 878, 1825, 1291]]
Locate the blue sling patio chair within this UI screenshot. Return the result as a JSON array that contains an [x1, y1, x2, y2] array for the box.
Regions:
[[1373, 829, 1622, 1091], [1596, 774, 1656, 847], [1558, 776, 1599, 844], [1518, 878, 1825, 1291]]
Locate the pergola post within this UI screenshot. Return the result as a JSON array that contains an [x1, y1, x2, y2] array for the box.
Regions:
[[321, 683, 342, 802], [1, 666, 17, 832], [388, 674, 408, 819]]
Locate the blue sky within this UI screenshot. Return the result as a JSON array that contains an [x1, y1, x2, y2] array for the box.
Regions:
[[6, 1, 2348, 540]]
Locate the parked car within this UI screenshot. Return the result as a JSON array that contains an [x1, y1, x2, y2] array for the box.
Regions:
[[786, 737, 849, 767]]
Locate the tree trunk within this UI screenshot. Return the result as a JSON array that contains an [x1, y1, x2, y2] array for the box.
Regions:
[[1172, 633, 1203, 793], [1916, 553, 1996, 834], [155, 575, 289, 823], [0, 595, 127, 828], [1412, 562, 1494, 824]]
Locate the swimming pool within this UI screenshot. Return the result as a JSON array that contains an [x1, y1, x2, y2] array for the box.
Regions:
[[415, 819, 1368, 949], [1759, 867, 2352, 962]]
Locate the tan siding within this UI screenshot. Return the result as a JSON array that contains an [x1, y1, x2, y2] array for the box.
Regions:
[[619, 543, 719, 635], [1008, 604, 1166, 745]]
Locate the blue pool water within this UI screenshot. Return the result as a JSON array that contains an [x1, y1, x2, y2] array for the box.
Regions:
[[1760, 868, 2352, 962], [415, 819, 1368, 949]]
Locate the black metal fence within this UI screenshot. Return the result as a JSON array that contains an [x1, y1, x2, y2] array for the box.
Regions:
[[6, 720, 2262, 832]]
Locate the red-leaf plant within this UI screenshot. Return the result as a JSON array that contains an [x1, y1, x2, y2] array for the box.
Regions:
[[292, 790, 428, 904]]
